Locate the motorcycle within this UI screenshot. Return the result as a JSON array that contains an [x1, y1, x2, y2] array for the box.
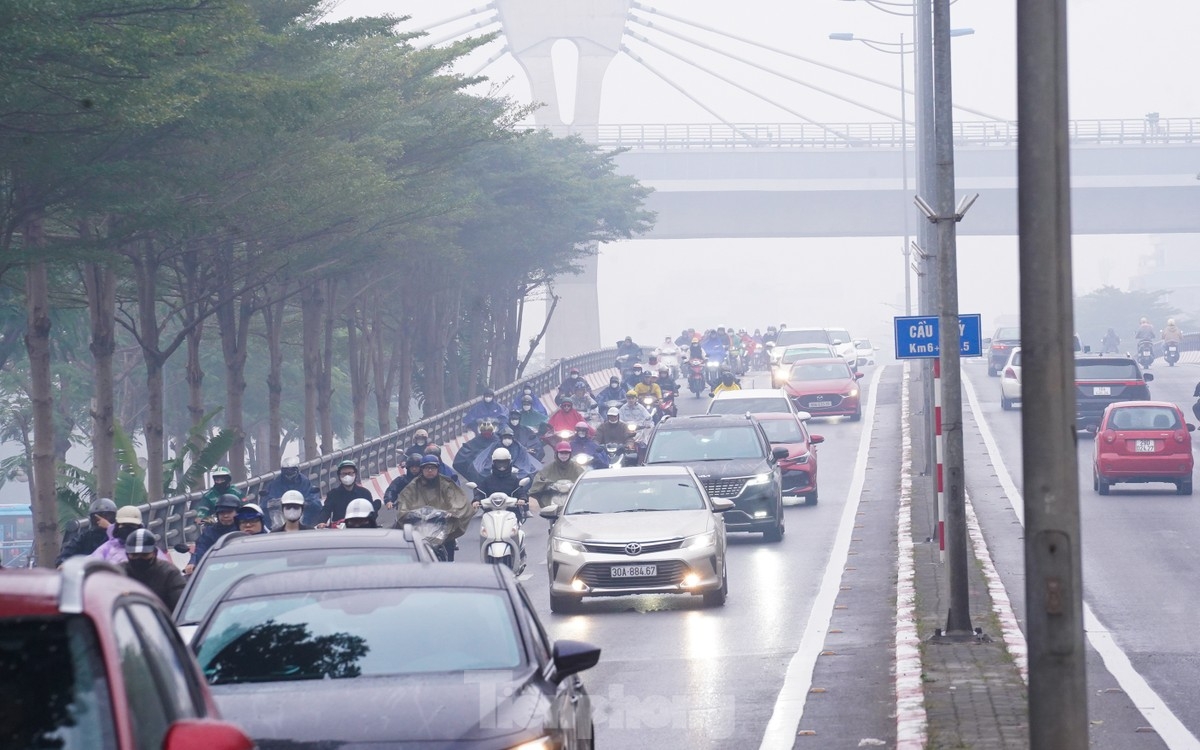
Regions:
[[1165, 341, 1180, 367], [687, 358, 706, 398], [655, 347, 681, 379], [537, 479, 577, 523], [614, 351, 641, 382], [705, 358, 723, 387], [397, 506, 455, 561], [653, 389, 678, 423], [1137, 340, 1155, 369], [469, 479, 529, 575]]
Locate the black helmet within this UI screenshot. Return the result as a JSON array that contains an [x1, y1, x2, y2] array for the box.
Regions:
[[337, 459, 357, 473], [88, 497, 117, 515], [215, 493, 243, 510], [405, 453, 423, 468]]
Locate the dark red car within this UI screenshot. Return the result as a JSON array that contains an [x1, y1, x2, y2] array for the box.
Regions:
[[754, 412, 824, 505], [0, 557, 252, 750], [1092, 401, 1195, 495], [783, 358, 864, 420]]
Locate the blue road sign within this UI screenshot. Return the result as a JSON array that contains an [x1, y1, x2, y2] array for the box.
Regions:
[[894, 314, 983, 359]]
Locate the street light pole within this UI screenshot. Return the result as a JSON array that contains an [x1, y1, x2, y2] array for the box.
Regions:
[[900, 32, 912, 316]]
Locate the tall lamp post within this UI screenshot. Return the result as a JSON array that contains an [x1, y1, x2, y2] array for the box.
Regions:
[[830, 28, 974, 317]]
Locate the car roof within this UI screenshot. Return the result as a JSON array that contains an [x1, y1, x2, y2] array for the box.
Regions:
[[0, 558, 156, 618], [578, 465, 692, 479], [656, 413, 756, 428], [1104, 400, 1180, 411], [209, 528, 419, 556], [791, 357, 850, 366], [218, 562, 510, 602]]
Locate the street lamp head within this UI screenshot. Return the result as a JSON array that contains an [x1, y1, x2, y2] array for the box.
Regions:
[[829, 32, 856, 41]]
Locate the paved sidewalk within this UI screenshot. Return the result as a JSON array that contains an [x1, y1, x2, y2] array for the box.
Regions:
[[909, 466, 1030, 748]]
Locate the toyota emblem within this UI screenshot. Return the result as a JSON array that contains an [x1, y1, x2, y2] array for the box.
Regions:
[[625, 542, 642, 556]]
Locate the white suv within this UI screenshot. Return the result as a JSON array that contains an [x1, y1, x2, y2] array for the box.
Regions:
[[774, 328, 858, 372]]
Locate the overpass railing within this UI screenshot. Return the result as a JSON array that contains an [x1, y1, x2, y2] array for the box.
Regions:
[[543, 118, 1200, 150], [74, 348, 619, 550]]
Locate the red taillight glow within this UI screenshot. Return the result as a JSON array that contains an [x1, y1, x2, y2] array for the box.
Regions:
[[993, 343, 1008, 350], [1003, 367, 1016, 379], [1104, 430, 1115, 444], [1175, 430, 1188, 444]]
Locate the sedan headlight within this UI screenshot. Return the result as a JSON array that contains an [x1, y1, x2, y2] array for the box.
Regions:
[[553, 538, 585, 556], [847, 387, 859, 398], [745, 472, 772, 486], [683, 530, 717, 550]]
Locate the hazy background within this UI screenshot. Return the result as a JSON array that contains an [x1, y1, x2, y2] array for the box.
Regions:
[[330, 0, 1200, 351]]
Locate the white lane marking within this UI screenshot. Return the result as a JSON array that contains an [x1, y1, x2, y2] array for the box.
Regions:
[[963, 373, 1200, 749], [963, 490, 1028, 683], [895, 365, 928, 749], [759, 364, 887, 750]]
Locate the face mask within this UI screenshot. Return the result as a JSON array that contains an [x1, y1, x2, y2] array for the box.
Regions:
[[562, 404, 572, 411], [522, 405, 531, 411], [281, 468, 298, 479], [340, 474, 356, 487], [415, 437, 427, 446], [115, 525, 139, 543], [501, 438, 514, 447], [283, 507, 303, 522], [556, 453, 571, 463], [214, 478, 230, 488], [484, 397, 493, 403], [127, 557, 154, 572], [576, 432, 588, 440], [509, 418, 520, 426]]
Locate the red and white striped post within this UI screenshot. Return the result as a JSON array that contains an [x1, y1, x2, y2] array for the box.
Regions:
[[933, 357, 945, 561]]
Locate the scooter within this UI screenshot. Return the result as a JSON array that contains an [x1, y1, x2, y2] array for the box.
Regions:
[[1137, 340, 1155, 369], [654, 389, 678, 423], [1165, 341, 1180, 366], [687, 358, 706, 398], [656, 348, 681, 379], [470, 478, 530, 575], [397, 506, 455, 561]]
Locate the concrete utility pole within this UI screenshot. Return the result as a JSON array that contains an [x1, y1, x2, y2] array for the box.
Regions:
[[915, 0, 938, 491], [1017, 0, 1089, 745], [931, 0, 971, 635]]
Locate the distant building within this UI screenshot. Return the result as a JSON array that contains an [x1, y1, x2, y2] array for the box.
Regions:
[[1130, 235, 1200, 319]]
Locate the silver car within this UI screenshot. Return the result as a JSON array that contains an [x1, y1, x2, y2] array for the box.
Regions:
[[540, 465, 732, 613]]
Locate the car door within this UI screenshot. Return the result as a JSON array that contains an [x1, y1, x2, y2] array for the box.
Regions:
[[517, 586, 591, 747]]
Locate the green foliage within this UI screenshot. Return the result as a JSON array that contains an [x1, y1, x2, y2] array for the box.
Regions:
[[166, 409, 237, 495], [1075, 286, 1179, 352]]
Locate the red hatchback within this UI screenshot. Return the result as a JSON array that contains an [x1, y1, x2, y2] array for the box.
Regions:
[[0, 557, 251, 750], [754, 412, 824, 505], [783, 358, 865, 420], [1092, 401, 1195, 495]]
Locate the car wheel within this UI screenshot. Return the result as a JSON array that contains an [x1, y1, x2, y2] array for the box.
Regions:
[[703, 568, 728, 607], [1001, 395, 1012, 411], [1178, 480, 1193, 496], [1097, 474, 1110, 495], [850, 407, 862, 422], [762, 517, 784, 543], [550, 592, 580, 614], [805, 489, 819, 506]]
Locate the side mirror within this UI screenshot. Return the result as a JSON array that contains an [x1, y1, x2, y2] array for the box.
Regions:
[[550, 639, 601, 684], [982, 338, 992, 348], [771, 446, 790, 461], [465, 482, 478, 489], [518, 477, 531, 487], [710, 497, 736, 513], [539, 504, 561, 519], [855, 372, 864, 380], [1188, 424, 1196, 433], [810, 435, 825, 445], [1144, 373, 1155, 382], [795, 411, 811, 421], [163, 720, 253, 750], [1085, 424, 1099, 434], [831, 339, 843, 345]]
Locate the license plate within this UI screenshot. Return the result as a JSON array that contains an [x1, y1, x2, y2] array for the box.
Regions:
[[1134, 439, 1156, 453], [1093, 386, 1111, 396], [610, 564, 657, 578], [810, 400, 833, 407]]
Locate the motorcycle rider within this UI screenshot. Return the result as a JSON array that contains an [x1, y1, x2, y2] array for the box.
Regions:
[[517, 394, 549, 433], [56, 497, 117, 566], [393, 455, 474, 560], [622, 362, 644, 393], [547, 396, 584, 436], [454, 420, 500, 485], [317, 460, 377, 528], [185, 494, 241, 574], [616, 336, 643, 363], [1135, 317, 1156, 342], [462, 388, 507, 432], [271, 491, 313, 532], [1102, 328, 1121, 353], [91, 506, 169, 566], [657, 365, 682, 396], [596, 375, 627, 406], [1162, 318, 1183, 343], [506, 410, 543, 458], [633, 369, 663, 405], [404, 428, 431, 457], [122, 529, 185, 610], [263, 456, 322, 527], [710, 369, 742, 397], [687, 335, 705, 362], [423, 444, 462, 484], [383, 453, 424, 509], [511, 384, 549, 417], [596, 406, 632, 445], [530, 441, 586, 507], [235, 503, 270, 536], [475, 426, 542, 480], [556, 368, 591, 399], [675, 329, 692, 347], [340, 498, 379, 529], [618, 390, 652, 427], [475, 448, 531, 521], [195, 466, 244, 522], [569, 421, 609, 469]]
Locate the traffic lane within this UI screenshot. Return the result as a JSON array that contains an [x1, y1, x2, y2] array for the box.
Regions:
[[518, 371, 878, 748]]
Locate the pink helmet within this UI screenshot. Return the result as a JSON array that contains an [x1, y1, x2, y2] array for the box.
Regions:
[[555, 441, 572, 453]]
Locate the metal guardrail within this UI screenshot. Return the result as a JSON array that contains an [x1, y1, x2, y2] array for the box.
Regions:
[[70, 348, 620, 549], [541, 118, 1200, 150]]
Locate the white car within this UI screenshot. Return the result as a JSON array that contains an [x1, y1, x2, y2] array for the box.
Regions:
[[706, 387, 807, 418], [1000, 346, 1021, 410], [773, 328, 858, 373], [852, 339, 877, 367], [772, 344, 838, 386]]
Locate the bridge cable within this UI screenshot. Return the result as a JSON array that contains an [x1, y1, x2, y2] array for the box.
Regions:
[[631, 3, 1007, 122], [464, 45, 512, 79], [623, 31, 855, 143], [617, 45, 762, 144], [421, 14, 501, 47], [406, 3, 497, 35]]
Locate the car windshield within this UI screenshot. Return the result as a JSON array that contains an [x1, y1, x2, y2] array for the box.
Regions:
[[828, 329, 851, 345], [775, 330, 828, 346], [854, 339, 872, 350], [565, 476, 706, 514], [790, 362, 851, 381], [0, 617, 117, 749], [1076, 360, 1141, 380], [1108, 406, 1181, 430], [781, 347, 833, 364], [646, 426, 764, 462], [759, 419, 804, 443], [708, 397, 790, 414], [1011, 351, 1022, 366], [179, 547, 418, 624], [196, 588, 521, 684], [995, 327, 1020, 340]]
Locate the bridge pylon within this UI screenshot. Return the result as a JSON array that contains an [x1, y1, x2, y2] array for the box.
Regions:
[[495, 0, 631, 358]]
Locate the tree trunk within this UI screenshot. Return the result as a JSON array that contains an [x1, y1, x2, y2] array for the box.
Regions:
[[262, 287, 286, 468], [83, 262, 117, 499], [216, 274, 251, 481], [396, 321, 413, 427], [132, 241, 167, 505], [345, 299, 368, 444], [319, 278, 336, 452], [26, 249, 59, 567], [370, 301, 392, 433], [300, 281, 323, 460], [184, 319, 205, 429]]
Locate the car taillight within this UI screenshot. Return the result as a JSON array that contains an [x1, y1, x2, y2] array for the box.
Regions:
[[1122, 381, 1147, 388], [1104, 430, 1115, 444], [1175, 430, 1188, 444], [1003, 367, 1016, 379], [993, 343, 1008, 350]]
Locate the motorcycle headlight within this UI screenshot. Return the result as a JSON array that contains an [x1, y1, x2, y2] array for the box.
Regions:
[[707, 361, 720, 368], [556, 430, 573, 439], [553, 538, 585, 556], [573, 454, 592, 466], [683, 530, 717, 550], [745, 472, 772, 487]]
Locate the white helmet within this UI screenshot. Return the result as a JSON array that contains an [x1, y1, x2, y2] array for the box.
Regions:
[[491, 447, 512, 462], [281, 490, 305, 507], [345, 499, 373, 520], [282, 456, 299, 469]]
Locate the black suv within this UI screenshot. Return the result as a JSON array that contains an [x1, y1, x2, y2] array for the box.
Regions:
[[1075, 355, 1153, 431], [643, 414, 787, 541], [987, 326, 1021, 376]]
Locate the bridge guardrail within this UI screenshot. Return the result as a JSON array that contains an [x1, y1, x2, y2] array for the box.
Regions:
[[545, 118, 1200, 150], [69, 347, 620, 549]]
